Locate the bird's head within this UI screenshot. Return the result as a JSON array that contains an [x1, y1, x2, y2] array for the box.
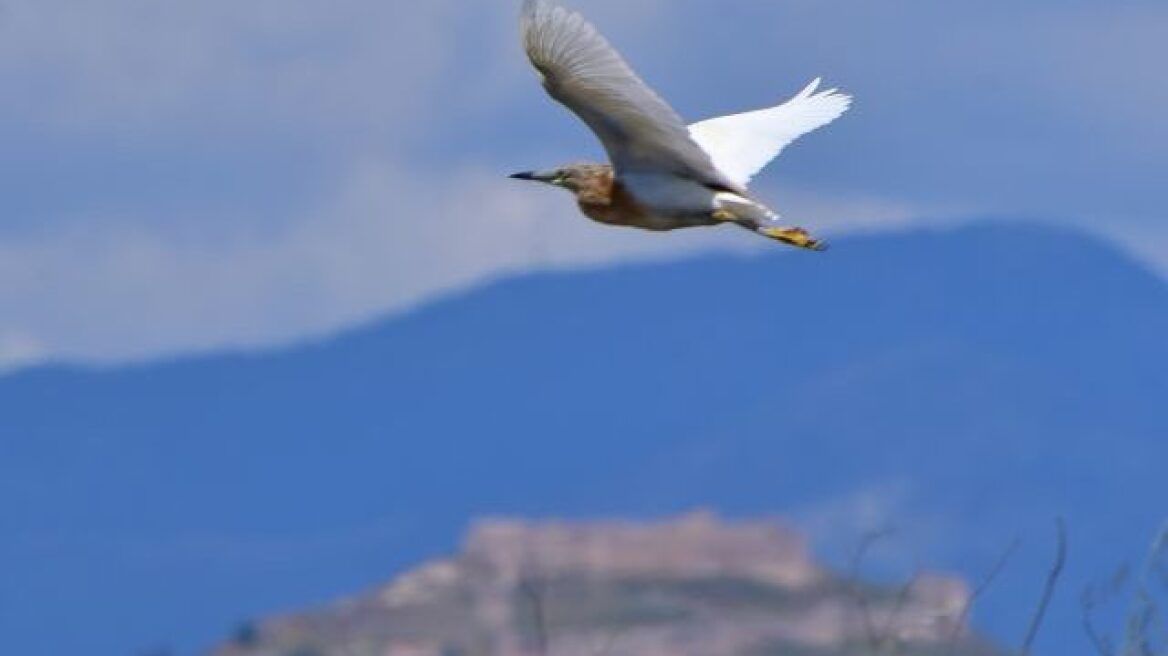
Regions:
[[510, 163, 610, 195]]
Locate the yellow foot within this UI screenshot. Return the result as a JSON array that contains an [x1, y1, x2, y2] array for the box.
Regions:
[[759, 226, 829, 251], [711, 209, 738, 222]]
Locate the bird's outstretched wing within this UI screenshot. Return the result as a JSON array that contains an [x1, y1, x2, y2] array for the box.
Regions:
[[689, 79, 852, 188], [521, 0, 739, 191]]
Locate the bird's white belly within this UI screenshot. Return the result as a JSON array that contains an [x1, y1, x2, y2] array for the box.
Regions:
[[618, 172, 774, 230], [621, 173, 719, 217]]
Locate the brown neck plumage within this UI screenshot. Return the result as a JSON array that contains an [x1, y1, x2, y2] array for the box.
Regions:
[[569, 164, 615, 206]]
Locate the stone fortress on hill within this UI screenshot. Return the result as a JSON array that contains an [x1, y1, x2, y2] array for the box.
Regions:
[[464, 510, 819, 587], [215, 512, 999, 656]]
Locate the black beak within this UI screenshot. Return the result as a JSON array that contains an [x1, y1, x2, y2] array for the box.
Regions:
[[511, 170, 559, 183]]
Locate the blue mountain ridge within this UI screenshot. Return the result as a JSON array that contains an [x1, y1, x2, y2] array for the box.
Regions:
[[2, 223, 1165, 655]]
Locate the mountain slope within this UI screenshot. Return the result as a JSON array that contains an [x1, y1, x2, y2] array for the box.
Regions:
[[2, 223, 1166, 655]]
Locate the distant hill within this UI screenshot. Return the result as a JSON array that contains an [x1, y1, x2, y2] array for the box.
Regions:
[[2, 223, 1166, 655], [211, 512, 1002, 656]]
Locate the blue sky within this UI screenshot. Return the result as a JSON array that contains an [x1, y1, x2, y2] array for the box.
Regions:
[[1, 0, 1165, 368]]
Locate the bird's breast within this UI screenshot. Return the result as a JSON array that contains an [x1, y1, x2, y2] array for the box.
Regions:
[[577, 174, 721, 231], [578, 180, 653, 228]]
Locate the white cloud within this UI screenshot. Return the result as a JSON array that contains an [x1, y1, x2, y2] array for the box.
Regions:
[[792, 483, 913, 548], [0, 0, 933, 365], [765, 184, 957, 236], [0, 0, 668, 143], [0, 0, 459, 136], [1110, 224, 1168, 280], [0, 331, 48, 372], [0, 155, 922, 363], [1, 0, 1163, 366], [788, 483, 960, 577]]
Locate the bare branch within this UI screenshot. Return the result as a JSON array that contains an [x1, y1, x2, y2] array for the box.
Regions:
[[847, 528, 896, 655], [1147, 591, 1168, 655], [1155, 561, 1168, 593], [1121, 525, 1168, 656], [945, 538, 1020, 656], [1133, 596, 1159, 656], [1021, 517, 1068, 656], [518, 565, 550, 656], [589, 626, 623, 656], [1149, 527, 1168, 595], [1082, 584, 1118, 656], [881, 568, 921, 642]]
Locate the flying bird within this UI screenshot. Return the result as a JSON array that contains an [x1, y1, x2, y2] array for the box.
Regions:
[[511, 0, 852, 251]]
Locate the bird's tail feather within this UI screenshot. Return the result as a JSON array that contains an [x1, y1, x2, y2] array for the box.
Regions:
[[712, 192, 780, 222]]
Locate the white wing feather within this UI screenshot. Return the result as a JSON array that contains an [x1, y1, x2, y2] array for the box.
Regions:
[[688, 79, 852, 188]]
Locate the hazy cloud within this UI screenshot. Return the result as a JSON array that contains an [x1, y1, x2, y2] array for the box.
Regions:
[[0, 331, 48, 371], [0, 155, 917, 364], [0, 0, 1163, 365]]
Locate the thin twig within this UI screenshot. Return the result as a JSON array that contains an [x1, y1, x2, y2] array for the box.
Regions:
[[586, 579, 625, 656], [1121, 525, 1168, 656], [519, 575, 550, 656], [1155, 560, 1168, 592], [879, 570, 921, 656], [1082, 585, 1118, 656], [1132, 592, 1159, 656], [945, 538, 1021, 656], [1146, 590, 1168, 654], [1123, 593, 1152, 656], [1021, 517, 1068, 655], [848, 528, 896, 654], [590, 625, 623, 656]]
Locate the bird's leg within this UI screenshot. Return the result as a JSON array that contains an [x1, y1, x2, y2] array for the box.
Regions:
[[711, 194, 828, 250], [756, 225, 829, 251]]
